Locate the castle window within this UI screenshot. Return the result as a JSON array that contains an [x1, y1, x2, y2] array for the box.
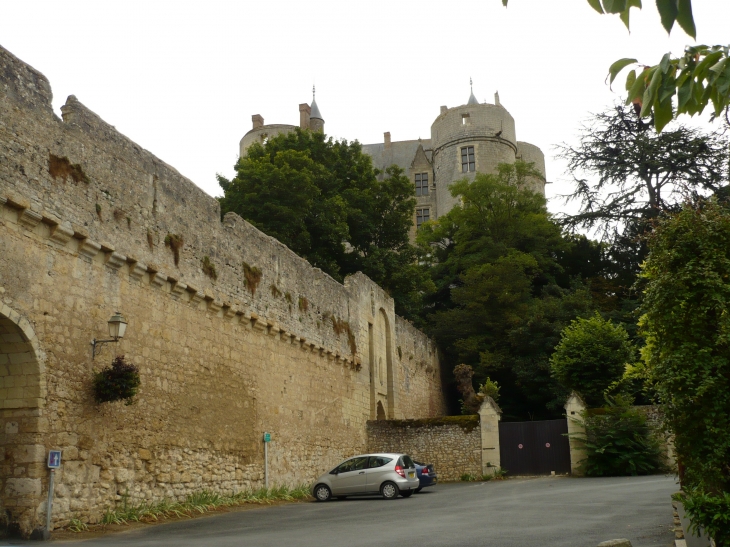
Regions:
[[462, 113, 470, 125], [415, 173, 429, 196], [461, 146, 475, 172], [416, 207, 430, 228]]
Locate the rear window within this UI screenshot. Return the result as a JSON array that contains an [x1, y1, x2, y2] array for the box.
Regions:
[[368, 456, 393, 469], [401, 455, 415, 468]]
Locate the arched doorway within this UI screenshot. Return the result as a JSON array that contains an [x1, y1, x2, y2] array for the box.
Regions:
[[376, 401, 386, 421], [369, 309, 394, 420], [0, 305, 46, 537]]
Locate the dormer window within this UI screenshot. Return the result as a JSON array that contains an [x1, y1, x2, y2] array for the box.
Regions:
[[415, 173, 429, 196], [461, 146, 475, 172]]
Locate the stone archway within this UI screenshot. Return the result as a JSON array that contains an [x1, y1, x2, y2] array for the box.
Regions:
[[0, 303, 46, 538], [376, 401, 386, 421]]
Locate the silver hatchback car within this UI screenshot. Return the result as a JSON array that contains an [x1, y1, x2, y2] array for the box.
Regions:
[[312, 453, 419, 501]]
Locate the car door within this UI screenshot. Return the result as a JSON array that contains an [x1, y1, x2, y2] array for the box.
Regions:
[[364, 456, 394, 493], [330, 456, 368, 495]]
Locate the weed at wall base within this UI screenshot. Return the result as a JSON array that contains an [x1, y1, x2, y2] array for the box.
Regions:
[[80, 485, 311, 531]]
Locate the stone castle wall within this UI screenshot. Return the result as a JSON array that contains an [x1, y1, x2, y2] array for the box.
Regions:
[[366, 417, 482, 482], [0, 45, 446, 536]]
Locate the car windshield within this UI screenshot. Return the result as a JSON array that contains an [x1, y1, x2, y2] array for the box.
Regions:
[[336, 456, 368, 473], [402, 455, 415, 468], [368, 456, 393, 468]]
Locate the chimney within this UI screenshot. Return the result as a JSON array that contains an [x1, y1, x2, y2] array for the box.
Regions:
[[494, 92, 501, 106], [252, 114, 264, 129], [384, 132, 391, 149], [440, 106, 448, 115], [299, 103, 311, 129]]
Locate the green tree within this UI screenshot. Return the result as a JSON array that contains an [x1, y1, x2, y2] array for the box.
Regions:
[[559, 105, 728, 238], [558, 105, 728, 337], [640, 199, 730, 543], [419, 162, 594, 418], [550, 313, 636, 407], [218, 128, 431, 318]]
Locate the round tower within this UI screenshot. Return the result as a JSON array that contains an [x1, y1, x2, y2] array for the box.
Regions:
[[309, 86, 324, 133], [431, 84, 519, 215]]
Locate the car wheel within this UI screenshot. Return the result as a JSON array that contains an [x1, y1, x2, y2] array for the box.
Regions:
[[314, 484, 332, 502], [380, 481, 398, 500], [400, 490, 414, 498], [415, 487, 423, 493], [336, 496, 347, 500]]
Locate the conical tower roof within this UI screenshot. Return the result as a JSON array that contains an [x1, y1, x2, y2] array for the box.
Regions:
[[467, 77, 478, 105], [311, 85, 323, 120]]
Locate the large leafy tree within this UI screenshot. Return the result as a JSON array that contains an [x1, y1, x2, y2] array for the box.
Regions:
[[418, 162, 594, 419], [558, 105, 728, 335], [640, 199, 730, 543], [559, 104, 729, 238], [218, 128, 431, 318]]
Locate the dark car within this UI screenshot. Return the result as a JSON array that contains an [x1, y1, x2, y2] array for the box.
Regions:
[[413, 460, 437, 492]]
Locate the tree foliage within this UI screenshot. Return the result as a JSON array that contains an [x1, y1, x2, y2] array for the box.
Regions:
[[640, 199, 730, 541], [503, 0, 730, 131], [558, 105, 728, 333], [550, 313, 636, 407], [640, 200, 730, 489], [93, 356, 141, 405], [419, 162, 595, 418], [218, 128, 432, 318], [572, 396, 665, 477], [559, 105, 729, 238]]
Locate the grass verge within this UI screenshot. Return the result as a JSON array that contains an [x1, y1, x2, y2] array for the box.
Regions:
[[64, 485, 311, 531]]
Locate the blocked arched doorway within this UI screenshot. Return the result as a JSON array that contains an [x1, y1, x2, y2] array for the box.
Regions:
[[0, 304, 46, 537], [369, 308, 394, 420]]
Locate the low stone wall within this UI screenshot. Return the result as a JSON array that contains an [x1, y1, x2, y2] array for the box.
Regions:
[[366, 417, 482, 482]]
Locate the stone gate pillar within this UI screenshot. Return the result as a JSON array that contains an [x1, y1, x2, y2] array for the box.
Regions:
[[478, 397, 502, 476], [564, 392, 587, 476]]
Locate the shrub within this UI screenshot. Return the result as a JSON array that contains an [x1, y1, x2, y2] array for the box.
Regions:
[[675, 489, 730, 546], [243, 262, 262, 295], [164, 233, 184, 266], [550, 313, 635, 407], [201, 256, 217, 280], [573, 396, 665, 477], [640, 200, 730, 545], [93, 356, 141, 405]]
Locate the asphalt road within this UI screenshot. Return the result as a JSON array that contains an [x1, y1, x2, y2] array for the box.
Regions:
[[14, 475, 678, 547]]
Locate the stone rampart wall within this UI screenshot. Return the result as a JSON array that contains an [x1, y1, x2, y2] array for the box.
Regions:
[[366, 417, 481, 482], [0, 45, 445, 535]]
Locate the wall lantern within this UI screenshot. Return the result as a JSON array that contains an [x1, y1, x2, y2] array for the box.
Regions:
[[91, 312, 128, 359]]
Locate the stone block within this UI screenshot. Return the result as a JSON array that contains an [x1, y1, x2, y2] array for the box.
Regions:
[[4, 478, 41, 497], [12, 444, 46, 463], [597, 541, 632, 547]]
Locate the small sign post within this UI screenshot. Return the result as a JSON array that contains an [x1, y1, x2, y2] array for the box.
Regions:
[[263, 432, 271, 489], [45, 450, 62, 538]]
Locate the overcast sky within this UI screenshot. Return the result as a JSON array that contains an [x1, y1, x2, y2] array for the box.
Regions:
[[2, 1, 728, 216]]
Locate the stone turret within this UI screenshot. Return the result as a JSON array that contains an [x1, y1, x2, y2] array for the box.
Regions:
[[309, 85, 324, 133]]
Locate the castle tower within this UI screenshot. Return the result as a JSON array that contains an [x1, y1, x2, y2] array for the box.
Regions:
[[430, 82, 546, 214], [309, 85, 324, 133]]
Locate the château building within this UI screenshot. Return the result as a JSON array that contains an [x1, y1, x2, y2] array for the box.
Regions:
[[239, 84, 546, 231]]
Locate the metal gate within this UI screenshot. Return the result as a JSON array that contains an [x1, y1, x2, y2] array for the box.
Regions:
[[498, 419, 571, 476]]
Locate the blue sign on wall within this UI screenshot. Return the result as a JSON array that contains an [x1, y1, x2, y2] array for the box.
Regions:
[[47, 450, 62, 469]]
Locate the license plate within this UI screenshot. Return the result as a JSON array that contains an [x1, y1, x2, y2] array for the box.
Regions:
[[408, 472, 415, 478]]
